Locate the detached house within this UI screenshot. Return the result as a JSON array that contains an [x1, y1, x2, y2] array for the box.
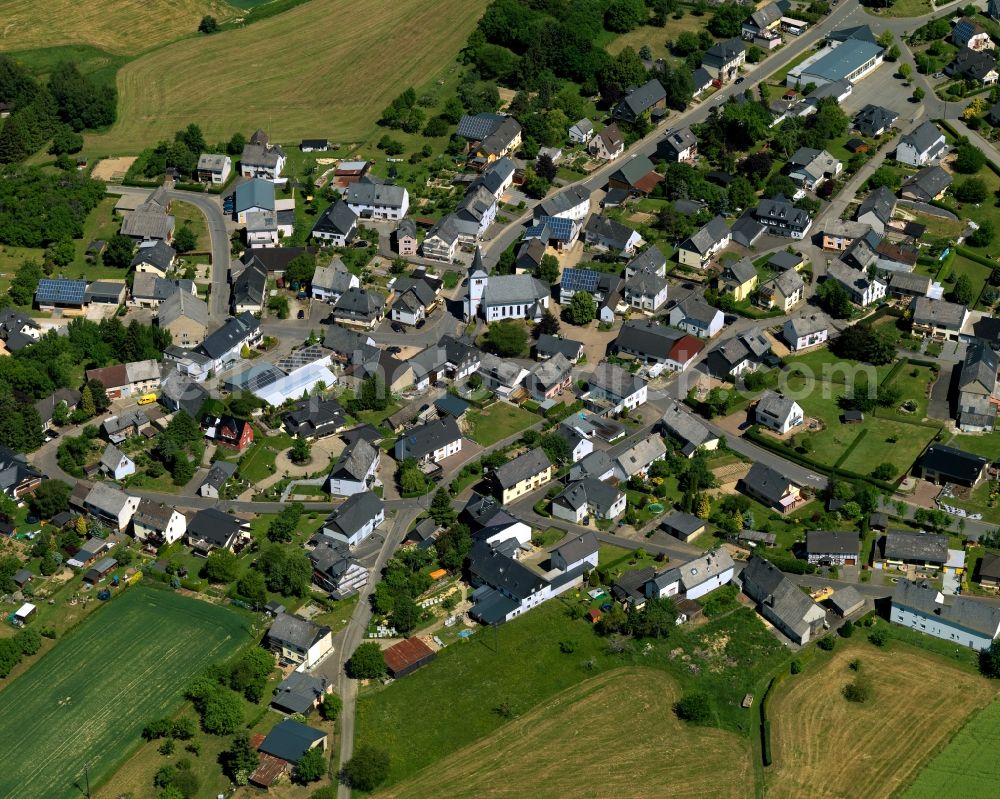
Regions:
[[395, 219, 418, 256], [826, 261, 886, 307], [677, 216, 731, 268], [422, 214, 460, 261], [613, 320, 704, 371], [131, 240, 176, 277], [918, 444, 989, 488], [526, 352, 573, 401], [311, 200, 358, 246], [891, 578, 1000, 651], [806, 531, 860, 566], [82, 483, 139, 532], [753, 392, 804, 434], [657, 127, 698, 163], [719, 258, 758, 302], [552, 479, 626, 523], [589, 123, 624, 160], [98, 443, 135, 481], [0, 447, 42, 500], [332, 287, 385, 330], [267, 613, 332, 669], [310, 257, 359, 303], [197, 153, 231, 184], [327, 437, 379, 496], [900, 165, 952, 202], [669, 297, 724, 339], [704, 327, 771, 380], [612, 436, 666, 481], [911, 296, 968, 340], [957, 343, 1000, 432], [896, 121, 947, 166], [394, 417, 462, 464], [703, 38, 746, 82], [240, 129, 286, 179], [344, 176, 409, 220], [783, 312, 829, 351], [742, 2, 783, 41], [568, 118, 594, 144], [491, 448, 553, 504], [132, 498, 186, 546], [321, 490, 385, 547], [584, 215, 642, 257], [740, 556, 826, 644], [624, 269, 669, 312], [187, 508, 252, 555], [587, 362, 648, 414], [853, 104, 898, 137], [755, 195, 812, 239], [786, 147, 842, 190], [856, 185, 896, 234], [660, 400, 719, 457], [738, 463, 802, 513], [310, 540, 368, 600], [954, 17, 994, 50], [613, 79, 666, 123], [759, 269, 805, 312], [947, 46, 998, 85], [456, 113, 522, 168], [608, 155, 661, 196]]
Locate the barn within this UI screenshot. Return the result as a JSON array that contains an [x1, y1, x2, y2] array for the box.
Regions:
[[383, 637, 436, 679]]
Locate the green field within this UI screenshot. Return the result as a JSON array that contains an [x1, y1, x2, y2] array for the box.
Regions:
[[902, 695, 1000, 798], [0, 587, 249, 799], [465, 402, 540, 446]]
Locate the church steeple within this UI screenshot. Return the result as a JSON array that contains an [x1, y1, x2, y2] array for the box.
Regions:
[[465, 246, 489, 320], [469, 245, 488, 279]]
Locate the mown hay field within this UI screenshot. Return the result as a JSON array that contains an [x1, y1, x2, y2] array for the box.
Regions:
[[0, 0, 234, 54], [376, 668, 753, 799], [0, 587, 248, 799], [764, 643, 995, 799], [86, 0, 488, 154]]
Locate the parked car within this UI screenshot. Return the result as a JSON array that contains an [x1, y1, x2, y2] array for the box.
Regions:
[[734, 77, 745, 85], [415, 319, 426, 329], [391, 322, 405, 333], [297, 309, 305, 319]]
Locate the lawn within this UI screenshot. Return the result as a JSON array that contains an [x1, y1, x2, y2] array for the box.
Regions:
[[878, 361, 938, 422], [764, 639, 994, 799], [783, 347, 896, 385], [0, 0, 231, 54], [84, 0, 488, 153], [949, 430, 1000, 459], [943, 254, 993, 307], [865, 0, 933, 17], [171, 200, 212, 253], [604, 12, 704, 65], [0, 587, 249, 799], [464, 402, 540, 447], [377, 668, 752, 799], [225, 428, 294, 483], [902, 695, 1000, 798], [355, 601, 788, 788]]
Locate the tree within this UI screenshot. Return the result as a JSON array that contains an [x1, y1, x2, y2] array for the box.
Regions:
[[49, 126, 83, 156], [227, 648, 275, 702], [565, 291, 596, 325], [102, 234, 135, 268], [898, 62, 912, 81], [843, 673, 874, 703], [346, 642, 386, 679], [871, 463, 895, 481], [816, 279, 853, 319], [485, 320, 528, 356], [289, 437, 312, 465], [203, 550, 239, 583], [173, 225, 197, 253], [867, 166, 901, 191], [539, 432, 571, 464], [320, 692, 343, 721], [286, 253, 316, 285], [187, 679, 243, 735], [435, 522, 472, 572], [537, 254, 560, 284], [429, 489, 456, 526], [980, 638, 1000, 678], [342, 745, 390, 792], [293, 746, 327, 784], [695, 495, 711, 519], [258, 544, 312, 596], [235, 569, 267, 607], [28, 479, 70, 519], [8, 259, 43, 306], [969, 219, 995, 248], [536, 153, 557, 182], [227, 132, 246, 156], [709, 3, 747, 37], [840, 620, 855, 639], [954, 142, 986, 174], [868, 626, 889, 647], [674, 691, 712, 722], [87, 379, 110, 412], [533, 308, 560, 337], [951, 273, 975, 305], [198, 15, 219, 33], [604, 0, 647, 33], [268, 294, 289, 319], [221, 733, 259, 783], [912, 86, 925, 102], [391, 595, 421, 635], [956, 177, 988, 204]]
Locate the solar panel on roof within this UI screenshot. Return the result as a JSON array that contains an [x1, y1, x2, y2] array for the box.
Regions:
[[560, 268, 601, 293], [537, 216, 573, 242], [35, 279, 87, 304]]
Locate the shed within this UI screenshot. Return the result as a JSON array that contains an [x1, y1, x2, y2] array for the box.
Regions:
[[829, 585, 866, 617], [83, 557, 117, 584], [660, 511, 707, 543], [13, 602, 35, 625], [12, 568, 32, 588], [429, 568, 447, 581], [384, 637, 436, 678], [586, 608, 602, 624], [842, 410, 864, 424]]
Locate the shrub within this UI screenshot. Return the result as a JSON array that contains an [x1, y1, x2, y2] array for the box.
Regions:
[[843, 673, 874, 703], [790, 659, 802, 675], [674, 691, 712, 723], [817, 635, 835, 651], [342, 745, 390, 792], [839, 620, 855, 639], [868, 625, 889, 647]]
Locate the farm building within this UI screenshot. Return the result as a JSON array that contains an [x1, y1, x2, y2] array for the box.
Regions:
[[384, 637, 437, 678]]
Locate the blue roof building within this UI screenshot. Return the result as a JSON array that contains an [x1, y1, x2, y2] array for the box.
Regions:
[[788, 38, 884, 88], [35, 279, 88, 309]]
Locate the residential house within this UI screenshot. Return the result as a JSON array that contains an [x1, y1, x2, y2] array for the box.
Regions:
[[196, 153, 231, 184], [911, 296, 968, 340], [826, 260, 886, 307], [199, 460, 237, 499], [491, 448, 553, 504], [98, 443, 135, 481], [691, 67, 714, 98], [624, 268, 669, 312], [240, 130, 286, 179], [946, 46, 999, 85], [742, 2, 783, 41], [327, 437, 379, 496], [737, 462, 802, 512], [271, 671, 331, 716], [230, 260, 267, 315], [613, 79, 666, 123], [918, 444, 989, 487], [311, 200, 358, 246], [550, 532, 600, 573], [332, 287, 384, 330], [159, 371, 208, 418], [0, 447, 42, 500], [299, 139, 331, 152], [35, 387, 81, 433], [954, 17, 994, 50], [552, 479, 626, 523], [121, 197, 174, 242], [853, 104, 898, 137], [625, 246, 667, 279], [421, 214, 461, 261], [704, 327, 771, 379], [395, 219, 418, 256], [477, 157, 516, 200], [457, 113, 522, 169], [282, 397, 347, 440], [165, 310, 261, 381], [130, 273, 195, 310], [556, 423, 594, 464], [233, 178, 275, 223], [267, 613, 332, 669], [876, 239, 919, 272], [477, 352, 530, 398], [130, 240, 176, 277], [783, 312, 830, 351], [754, 391, 804, 434], [567, 448, 617, 482], [702, 38, 746, 83], [310, 257, 359, 302], [977, 551, 1000, 588], [891, 578, 1000, 651], [583, 215, 641, 257], [823, 220, 873, 251], [612, 436, 666, 481], [657, 126, 698, 163], [669, 297, 724, 338], [677, 216, 731, 268], [786, 147, 842, 190], [454, 185, 497, 241], [535, 334, 584, 363], [740, 556, 826, 644], [900, 165, 952, 203], [587, 361, 648, 414], [806, 530, 860, 566], [321, 490, 384, 547], [186, 507, 252, 555], [82, 483, 139, 532], [856, 185, 896, 234], [957, 343, 1000, 432], [157, 291, 209, 347], [0, 307, 40, 355], [895, 121, 947, 166], [758, 269, 805, 312], [394, 417, 462, 464], [719, 257, 758, 302], [344, 175, 409, 220], [660, 400, 720, 457], [612, 320, 704, 371], [536, 185, 591, 225], [649, 549, 735, 602], [889, 271, 932, 299], [755, 195, 812, 239], [203, 415, 254, 452], [131, 498, 186, 546], [310, 540, 369, 599], [661, 511, 707, 543], [526, 352, 573, 401], [559, 268, 623, 323], [390, 279, 436, 327], [589, 123, 625, 160], [568, 118, 594, 144], [879, 530, 949, 570], [101, 409, 149, 444]]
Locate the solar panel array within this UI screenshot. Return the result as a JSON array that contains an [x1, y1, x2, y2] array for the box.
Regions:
[[35, 279, 88, 305], [537, 216, 574, 242], [560, 268, 601, 293]]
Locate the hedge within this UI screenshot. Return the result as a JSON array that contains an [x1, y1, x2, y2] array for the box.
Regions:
[[955, 246, 997, 269], [833, 428, 867, 468]]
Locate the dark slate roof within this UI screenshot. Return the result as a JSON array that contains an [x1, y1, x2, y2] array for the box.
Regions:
[[312, 200, 358, 238], [188, 507, 245, 546], [130, 240, 176, 272], [268, 613, 329, 651], [950, 46, 997, 80], [613, 566, 656, 604], [883, 531, 948, 563], [272, 671, 329, 715], [739, 462, 796, 504], [614, 319, 684, 361], [536, 334, 583, 360], [893, 578, 1000, 637], [232, 261, 267, 308], [901, 165, 952, 201], [456, 113, 506, 141], [681, 215, 730, 255], [469, 539, 547, 601], [661, 511, 706, 537], [538, 185, 591, 218], [756, 195, 810, 228], [919, 444, 989, 483], [806, 530, 859, 555], [857, 185, 896, 224], [551, 531, 599, 565], [324, 490, 383, 538], [853, 104, 898, 136], [329, 438, 378, 482], [704, 38, 745, 65], [584, 215, 637, 249], [493, 447, 551, 489], [334, 287, 385, 322], [397, 416, 461, 460], [553, 478, 623, 517], [615, 79, 667, 118], [900, 121, 945, 156], [198, 311, 259, 359], [259, 719, 326, 763], [462, 492, 508, 529]]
